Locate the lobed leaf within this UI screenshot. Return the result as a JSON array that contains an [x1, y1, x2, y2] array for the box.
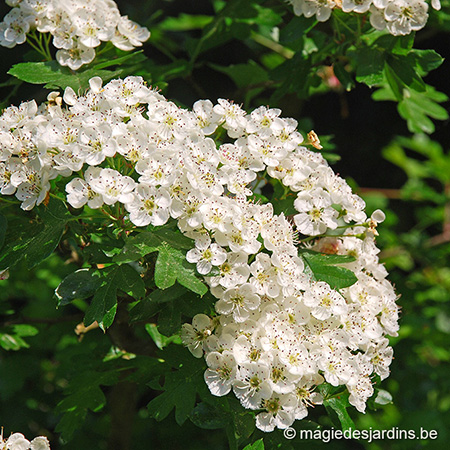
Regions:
[[84, 265, 145, 330], [8, 61, 122, 92], [0, 199, 69, 270], [324, 395, 356, 432], [301, 251, 358, 290], [55, 269, 103, 307], [154, 244, 207, 296], [147, 346, 206, 426]]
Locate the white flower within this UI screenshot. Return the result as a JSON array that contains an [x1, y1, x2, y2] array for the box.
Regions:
[[112, 15, 150, 51], [30, 436, 51, 450], [186, 237, 227, 275], [56, 42, 95, 70], [0, 0, 150, 68], [294, 190, 339, 236], [347, 375, 374, 413], [215, 283, 261, 322], [125, 184, 171, 227], [384, 0, 429, 35], [5, 433, 30, 450], [181, 314, 214, 358], [0, 75, 399, 432], [255, 394, 297, 432], [303, 281, 348, 320], [342, 0, 373, 13], [317, 350, 355, 386], [193, 99, 221, 135], [233, 362, 273, 409], [204, 351, 238, 396], [88, 168, 136, 206], [295, 0, 336, 22]]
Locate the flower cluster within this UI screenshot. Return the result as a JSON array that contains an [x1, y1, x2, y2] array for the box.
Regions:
[[0, 75, 398, 433], [1, 432, 50, 450], [287, 0, 441, 35], [0, 0, 150, 69]]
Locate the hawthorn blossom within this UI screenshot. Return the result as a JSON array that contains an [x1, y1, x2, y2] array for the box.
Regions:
[[0, 0, 150, 68], [0, 76, 399, 434]]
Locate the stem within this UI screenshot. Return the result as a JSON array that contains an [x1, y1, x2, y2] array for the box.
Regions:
[[0, 196, 20, 205], [101, 206, 121, 222], [250, 31, 294, 59], [95, 41, 114, 57], [356, 14, 362, 46], [332, 12, 356, 36], [27, 30, 53, 61], [189, 17, 224, 69], [150, 39, 177, 62]]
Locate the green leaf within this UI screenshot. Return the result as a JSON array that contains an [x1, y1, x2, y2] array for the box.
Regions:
[[411, 49, 444, 75], [387, 54, 425, 92], [243, 439, 265, 450], [93, 50, 144, 70], [157, 300, 182, 336], [114, 228, 193, 263], [158, 14, 213, 31], [148, 346, 206, 425], [129, 284, 190, 324], [145, 323, 181, 349], [0, 213, 6, 250], [189, 402, 229, 430], [324, 396, 355, 432], [55, 269, 103, 307], [0, 199, 69, 270], [209, 60, 268, 89], [155, 244, 207, 295], [279, 15, 315, 44], [398, 87, 449, 134], [384, 62, 404, 101], [0, 325, 39, 351], [8, 61, 122, 91], [302, 252, 358, 290], [349, 46, 385, 87], [56, 370, 118, 440], [374, 389, 393, 405], [55, 409, 87, 442], [148, 283, 189, 305], [333, 62, 354, 91], [383, 142, 431, 178], [84, 265, 145, 330]]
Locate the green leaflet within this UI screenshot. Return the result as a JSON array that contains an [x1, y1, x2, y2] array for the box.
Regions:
[[209, 60, 268, 89], [243, 440, 265, 450], [0, 324, 39, 351], [8, 61, 122, 91], [0, 213, 6, 249], [0, 199, 69, 270], [84, 265, 145, 331], [55, 269, 103, 307], [301, 251, 358, 290], [147, 346, 207, 426], [115, 229, 206, 296], [189, 402, 230, 430], [55, 370, 118, 440], [114, 228, 193, 263], [324, 395, 356, 432], [154, 244, 207, 295]]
